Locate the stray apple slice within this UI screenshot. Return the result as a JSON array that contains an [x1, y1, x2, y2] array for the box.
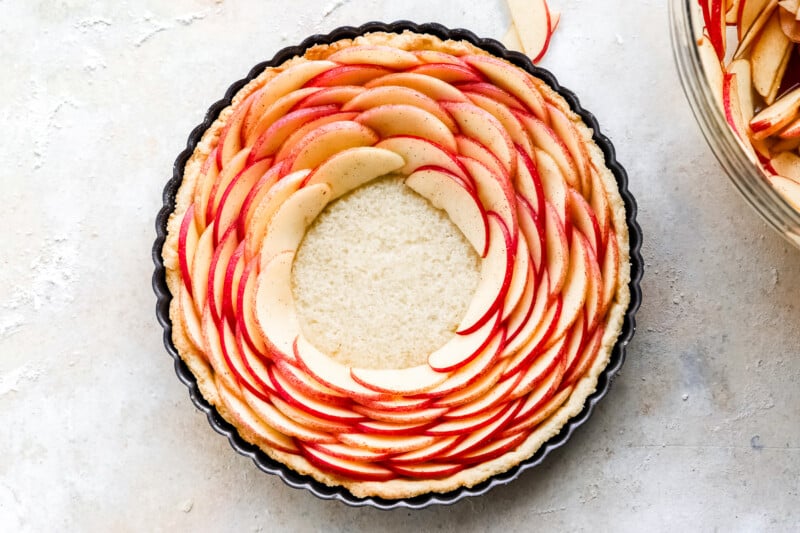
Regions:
[[303, 146, 405, 199], [502, 23, 523, 53], [506, 0, 553, 62]]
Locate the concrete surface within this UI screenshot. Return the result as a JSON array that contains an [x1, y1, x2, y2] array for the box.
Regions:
[[1, 0, 799, 531]]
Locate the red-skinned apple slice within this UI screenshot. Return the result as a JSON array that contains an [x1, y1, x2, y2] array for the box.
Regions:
[[441, 368, 524, 420], [779, 117, 800, 138], [506, 0, 553, 62], [504, 260, 538, 347], [216, 379, 299, 454], [355, 104, 457, 151], [221, 241, 245, 323], [502, 294, 561, 366], [244, 86, 323, 145], [308, 442, 391, 463], [337, 432, 436, 454], [723, 72, 754, 147], [735, 0, 778, 56], [240, 387, 337, 444], [387, 436, 461, 465], [293, 335, 389, 401], [771, 151, 800, 179], [517, 111, 581, 191], [424, 399, 513, 437], [248, 105, 339, 163], [750, 8, 793, 102], [550, 229, 595, 343], [453, 213, 513, 336], [234, 323, 281, 395], [292, 85, 365, 108], [458, 82, 526, 111], [456, 134, 507, 182], [702, 0, 728, 59], [374, 135, 467, 177], [259, 183, 332, 266], [236, 255, 269, 357], [356, 395, 433, 413], [352, 404, 448, 425], [283, 120, 378, 172], [502, 236, 531, 322], [178, 284, 204, 350], [548, 104, 592, 195], [299, 443, 395, 481], [462, 55, 548, 121], [567, 187, 603, 257], [303, 146, 405, 199], [453, 431, 528, 465], [254, 251, 302, 362], [217, 316, 273, 401], [206, 224, 238, 323], [508, 333, 567, 400], [516, 193, 545, 282], [768, 174, 800, 209], [342, 85, 456, 130], [750, 86, 800, 138], [272, 111, 361, 163], [388, 462, 465, 479], [407, 62, 483, 84], [192, 148, 219, 230], [600, 230, 620, 318], [544, 200, 570, 299], [237, 161, 287, 246], [327, 45, 421, 69], [698, 36, 725, 111], [206, 148, 250, 227], [413, 50, 470, 65], [502, 384, 572, 437], [515, 146, 546, 217], [460, 157, 517, 242], [727, 59, 755, 122], [563, 322, 603, 387], [178, 204, 199, 297], [738, 0, 775, 39], [243, 60, 337, 140], [350, 363, 449, 396], [216, 92, 256, 169], [267, 364, 366, 423], [244, 169, 308, 261], [200, 305, 237, 392], [435, 399, 522, 457], [433, 359, 509, 409], [535, 148, 568, 227], [355, 419, 434, 436], [466, 92, 534, 157], [429, 308, 501, 372], [272, 358, 349, 406], [213, 157, 273, 244], [445, 101, 516, 176], [305, 64, 392, 87], [365, 72, 469, 101], [404, 166, 489, 256]]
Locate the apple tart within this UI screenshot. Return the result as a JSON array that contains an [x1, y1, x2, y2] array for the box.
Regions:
[[160, 29, 632, 500]]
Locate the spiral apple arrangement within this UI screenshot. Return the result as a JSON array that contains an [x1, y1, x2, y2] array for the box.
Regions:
[[165, 34, 628, 497]]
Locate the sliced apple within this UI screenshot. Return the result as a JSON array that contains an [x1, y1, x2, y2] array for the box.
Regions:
[[506, 0, 553, 62], [771, 150, 800, 179], [178, 204, 199, 297], [299, 443, 395, 481], [273, 358, 349, 406], [352, 404, 448, 425], [364, 72, 469, 101], [466, 92, 534, 157], [272, 111, 360, 163], [308, 442, 390, 463], [387, 436, 461, 465], [355, 419, 434, 436], [267, 364, 365, 424], [305, 64, 392, 87], [444, 101, 516, 176], [502, 383, 572, 436], [206, 148, 250, 227], [550, 230, 597, 343], [455, 135, 507, 185], [375, 135, 468, 178], [768, 173, 800, 208], [453, 431, 528, 465], [517, 111, 581, 190], [750, 86, 800, 138], [750, 8, 793, 102], [462, 55, 548, 121], [543, 200, 570, 299], [441, 369, 523, 420], [244, 169, 308, 261], [698, 35, 725, 111], [424, 399, 513, 437], [508, 333, 567, 399], [433, 359, 509, 409], [407, 62, 484, 84], [283, 120, 378, 172], [244, 86, 322, 145], [342, 85, 456, 131], [216, 92, 256, 169], [460, 156, 517, 238], [248, 105, 339, 162], [213, 157, 273, 244], [350, 363, 448, 396], [355, 104, 457, 151], [337, 432, 436, 454], [178, 283, 204, 350], [435, 399, 522, 457], [327, 45, 421, 69], [191, 222, 215, 315], [292, 85, 365, 108], [254, 251, 301, 362], [303, 146, 405, 199], [388, 462, 465, 479]]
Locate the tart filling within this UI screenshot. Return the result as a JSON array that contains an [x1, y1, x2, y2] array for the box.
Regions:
[[162, 30, 631, 500]]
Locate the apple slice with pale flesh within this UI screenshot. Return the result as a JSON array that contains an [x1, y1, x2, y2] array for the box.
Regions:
[[253, 251, 302, 362], [503, 315, 567, 381], [191, 222, 215, 315], [259, 183, 332, 266], [433, 359, 509, 409], [735, 0, 779, 56], [445, 101, 516, 176], [387, 436, 461, 465], [213, 157, 273, 244], [501, 294, 562, 366], [243, 60, 337, 140], [237, 161, 287, 246], [502, 383, 572, 437], [240, 388, 336, 444], [267, 364, 366, 423], [517, 111, 581, 191], [516, 193, 545, 282], [600, 230, 621, 318], [364, 72, 468, 102], [342, 85, 456, 130], [407, 62, 484, 84], [308, 442, 390, 463], [283, 121, 378, 172], [405, 166, 489, 256], [235, 255, 269, 356], [702, 0, 728, 59], [501, 236, 531, 322], [536, 148, 568, 225], [248, 105, 339, 162], [463, 55, 548, 121], [300, 443, 395, 481], [303, 146, 405, 199], [458, 82, 526, 110], [769, 174, 800, 209], [293, 335, 389, 401], [375, 135, 468, 178], [506, 0, 552, 62], [456, 135, 507, 185], [355, 104, 457, 151], [273, 359, 349, 406], [466, 92, 534, 157], [352, 404, 448, 425], [337, 432, 436, 454], [505, 262, 542, 348], [722, 70, 755, 150], [216, 379, 299, 454], [460, 157, 517, 241], [771, 151, 800, 179], [234, 324, 282, 396], [454, 213, 513, 336], [244, 169, 308, 261], [779, 116, 800, 138], [454, 431, 528, 465], [508, 334, 567, 400], [221, 241, 245, 323], [293, 85, 365, 109], [544, 200, 570, 299], [739, 0, 775, 39], [350, 363, 449, 396], [217, 316, 273, 401], [429, 308, 501, 372], [698, 36, 726, 111], [216, 92, 256, 169], [192, 148, 219, 230], [356, 419, 433, 436], [750, 8, 793, 102], [548, 104, 592, 195], [269, 393, 355, 434], [178, 284, 204, 350], [750, 86, 800, 138], [424, 399, 513, 437], [200, 306, 237, 392], [357, 395, 432, 412], [441, 369, 524, 420], [515, 147, 546, 217], [435, 399, 522, 458], [326, 45, 421, 69], [550, 230, 596, 343], [206, 148, 250, 227], [272, 111, 360, 163], [305, 64, 392, 88], [244, 86, 322, 145], [563, 323, 604, 387], [567, 187, 603, 258], [388, 462, 465, 479], [178, 204, 199, 297]]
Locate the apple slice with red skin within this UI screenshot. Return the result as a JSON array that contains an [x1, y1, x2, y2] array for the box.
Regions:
[[248, 105, 339, 163], [200, 305, 238, 392], [750, 8, 793, 102], [254, 251, 302, 363], [768, 174, 800, 209], [698, 36, 726, 111], [206, 148, 250, 227], [509, 367, 567, 423], [178, 284, 204, 350], [327, 45, 422, 69], [299, 443, 395, 482], [498, 266, 551, 360], [441, 368, 524, 419], [413, 49, 470, 65], [457, 82, 526, 111], [272, 111, 361, 163], [701, 0, 728, 60], [778, 116, 800, 138], [599, 230, 620, 318], [267, 364, 366, 424], [535, 148, 569, 229], [723, 72, 755, 148], [216, 91, 257, 169], [429, 307, 502, 372], [350, 362, 449, 396], [237, 160, 287, 245], [452, 213, 513, 337], [424, 399, 515, 437], [244, 86, 323, 145], [433, 359, 509, 410], [460, 157, 517, 245], [303, 146, 405, 200], [435, 399, 523, 458], [213, 157, 273, 244], [216, 379, 299, 454], [506, 0, 553, 62], [515, 146, 546, 217], [445, 101, 516, 176], [454, 431, 528, 466], [462, 55, 548, 122], [387, 436, 462, 466], [501, 295, 562, 371], [243, 169, 308, 261], [243, 60, 336, 140], [549, 229, 598, 345], [337, 432, 437, 454], [548, 104, 592, 194], [236, 255, 271, 358], [543, 200, 570, 300], [501, 235, 531, 322], [192, 148, 219, 230], [563, 322, 604, 387], [259, 183, 332, 267], [515, 193, 545, 283], [567, 187, 604, 259], [771, 151, 800, 179], [355, 419, 434, 436], [220, 240, 245, 324], [305, 64, 393, 87], [356, 395, 433, 413], [504, 313, 569, 382], [504, 260, 539, 348], [352, 404, 448, 425], [404, 166, 490, 256], [375, 135, 468, 178], [293, 335, 390, 402], [727, 59, 755, 122], [240, 387, 337, 444], [516, 110, 581, 191], [388, 462, 465, 479], [501, 384, 572, 438], [735, 0, 778, 56], [292, 85, 365, 109], [589, 165, 612, 248], [342, 85, 456, 131], [508, 333, 568, 400], [217, 316, 275, 402], [738, 0, 774, 39], [456, 135, 507, 184], [750, 86, 800, 138], [234, 323, 283, 396], [355, 104, 457, 151], [582, 240, 604, 333], [272, 358, 350, 406], [206, 224, 238, 324], [307, 442, 391, 464], [365, 71, 469, 101], [178, 204, 199, 297], [407, 62, 484, 84], [282, 120, 379, 172], [465, 92, 534, 157]]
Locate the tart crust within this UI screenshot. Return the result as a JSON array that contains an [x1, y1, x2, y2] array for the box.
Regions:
[[162, 30, 631, 500]]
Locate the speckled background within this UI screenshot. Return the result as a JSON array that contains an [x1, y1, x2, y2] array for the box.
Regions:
[[1, 0, 799, 530]]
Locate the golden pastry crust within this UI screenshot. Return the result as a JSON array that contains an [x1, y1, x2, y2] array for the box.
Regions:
[[162, 30, 630, 500]]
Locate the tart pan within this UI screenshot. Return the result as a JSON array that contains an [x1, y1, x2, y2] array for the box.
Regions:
[[152, 20, 644, 509]]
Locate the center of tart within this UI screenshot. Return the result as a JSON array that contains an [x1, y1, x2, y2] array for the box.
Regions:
[[291, 176, 480, 370]]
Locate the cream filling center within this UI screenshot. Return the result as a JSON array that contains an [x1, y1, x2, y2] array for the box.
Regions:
[[291, 176, 480, 370]]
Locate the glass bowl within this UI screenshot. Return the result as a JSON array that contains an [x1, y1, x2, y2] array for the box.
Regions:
[[669, 0, 800, 248]]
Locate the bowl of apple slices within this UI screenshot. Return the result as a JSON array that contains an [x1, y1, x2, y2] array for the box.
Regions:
[[671, 0, 800, 246]]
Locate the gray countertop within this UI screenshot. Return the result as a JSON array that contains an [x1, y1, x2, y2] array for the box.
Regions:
[[2, 0, 799, 530]]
